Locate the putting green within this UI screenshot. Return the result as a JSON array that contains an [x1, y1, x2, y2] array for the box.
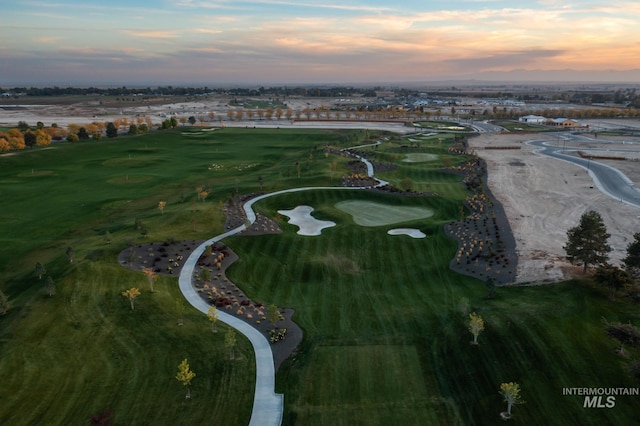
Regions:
[[335, 200, 434, 226], [402, 153, 439, 162]]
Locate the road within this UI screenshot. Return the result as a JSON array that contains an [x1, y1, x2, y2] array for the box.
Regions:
[[529, 133, 640, 208]]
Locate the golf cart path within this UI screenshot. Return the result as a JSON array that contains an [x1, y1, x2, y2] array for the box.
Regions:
[[178, 141, 384, 426]]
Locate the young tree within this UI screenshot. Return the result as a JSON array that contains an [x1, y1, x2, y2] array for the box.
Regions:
[[200, 268, 211, 283], [499, 382, 525, 419], [176, 298, 186, 326], [175, 358, 196, 399], [593, 264, 633, 300], [141, 267, 157, 293], [0, 289, 10, 315], [158, 201, 167, 215], [267, 304, 280, 328], [458, 297, 470, 316], [207, 305, 219, 332], [35, 262, 46, 280], [605, 321, 640, 355], [564, 210, 611, 274], [66, 246, 74, 263], [225, 327, 237, 360], [468, 312, 485, 345], [623, 232, 640, 277], [45, 276, 56, 297], [122, 288, 141, 310]]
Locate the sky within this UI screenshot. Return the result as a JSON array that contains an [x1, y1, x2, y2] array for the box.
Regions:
[[2, 0, 640, 86]]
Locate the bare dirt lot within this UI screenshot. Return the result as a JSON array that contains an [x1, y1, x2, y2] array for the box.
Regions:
[[469, 130, 640, 284]]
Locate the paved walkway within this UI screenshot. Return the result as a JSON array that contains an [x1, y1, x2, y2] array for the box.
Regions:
[[178, 226, 283, 426], [177, 140, 384, 425]]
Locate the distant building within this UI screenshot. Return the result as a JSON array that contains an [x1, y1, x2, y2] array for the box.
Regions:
[[545, 118, 583, 128], [518, 115, 546, 124]]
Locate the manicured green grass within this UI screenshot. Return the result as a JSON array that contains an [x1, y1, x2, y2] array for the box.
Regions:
[[1, 127, 638, 426], [0, 127, 363, 425], [335, 200, 434, 226]]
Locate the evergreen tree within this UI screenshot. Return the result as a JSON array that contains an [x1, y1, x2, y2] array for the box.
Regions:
[[623, 232, 640, 277], [77, 127, 89, 140], [106, 122, 118, 138], [593, 264, 633, 300], [564, 210, 611, 274]]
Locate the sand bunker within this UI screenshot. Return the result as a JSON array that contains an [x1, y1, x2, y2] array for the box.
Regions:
[[336, 200, 434, 226], [277, 205, 336, 236], [402, 153, 439, 162], [387, 228, 426, 238]]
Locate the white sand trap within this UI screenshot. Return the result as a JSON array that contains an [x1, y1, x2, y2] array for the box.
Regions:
[[336, 200, 434, 227], [387, 228, 426, 238], [278, 205, 336, 236], [402, 153, 439, 163], [181, 131, 204, 135]]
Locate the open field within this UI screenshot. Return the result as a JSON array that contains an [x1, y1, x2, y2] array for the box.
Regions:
[[469, 130, 640, 283], [0, 127, 639, 425]]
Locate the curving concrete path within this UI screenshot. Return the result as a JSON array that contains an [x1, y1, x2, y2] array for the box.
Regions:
[[178, 226, 284, 426], [177, 140, 384, 425]]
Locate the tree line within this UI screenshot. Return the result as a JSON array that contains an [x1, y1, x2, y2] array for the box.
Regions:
[[0, 85, 378, 98]]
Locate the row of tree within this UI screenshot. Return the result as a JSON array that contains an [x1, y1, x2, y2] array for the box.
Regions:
[[0, 116, 156, 151]]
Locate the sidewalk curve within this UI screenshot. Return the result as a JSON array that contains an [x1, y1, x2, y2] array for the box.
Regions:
[[178, 229, 283, 426], [177, 140, 384, 425]]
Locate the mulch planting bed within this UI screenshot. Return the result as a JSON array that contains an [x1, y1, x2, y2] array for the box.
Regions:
[[443, 141, 518, 285], [118, 195, 301, 372]]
